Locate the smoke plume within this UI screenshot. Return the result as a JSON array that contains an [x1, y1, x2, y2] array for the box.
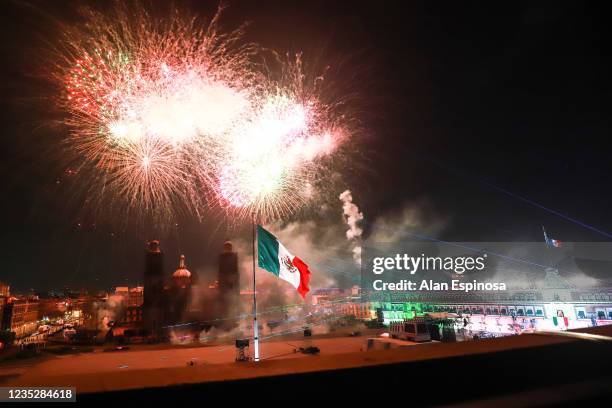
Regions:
[[339, 190, 364, 265], [97, 294, 125, 332]]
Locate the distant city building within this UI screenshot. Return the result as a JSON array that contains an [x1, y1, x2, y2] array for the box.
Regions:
[[143, 240, 165, 331], [366, 270, 612, 334], [3, 297, 39, 338], [109, 303, 146, 339], [113, 286, 144, 308], [114, 287, 129, 300], [109, 239, 231, 339], [312, 288, 343, 297], [218, 240, 239, 327], [0, 282, 11, 330], [0, 296, 6, 331], [338, 301, 372, 319], [37, 298, 64, 320], [122, 306, 143, 324], [168, 255, 192, 323], [311, 294, 330, 305], [0, 282, 9, 297], [128, 286, 144, 307], [311, 288, 344, 305]]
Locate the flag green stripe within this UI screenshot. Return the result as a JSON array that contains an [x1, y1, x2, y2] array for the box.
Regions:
[[257, 225, 280, 276]]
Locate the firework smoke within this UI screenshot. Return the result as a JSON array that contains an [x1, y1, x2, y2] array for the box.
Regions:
[[339, 189, 364, 265], [96, 294, 124, 332]]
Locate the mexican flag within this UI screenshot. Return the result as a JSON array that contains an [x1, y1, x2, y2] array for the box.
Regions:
[[257, 225, 311, 298]]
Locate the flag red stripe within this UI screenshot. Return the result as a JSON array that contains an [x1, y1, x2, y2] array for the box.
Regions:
[[292, 256, 311, 299]]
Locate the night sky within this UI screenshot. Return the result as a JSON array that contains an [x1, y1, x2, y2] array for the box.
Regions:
[[1, 1, 610, 292]]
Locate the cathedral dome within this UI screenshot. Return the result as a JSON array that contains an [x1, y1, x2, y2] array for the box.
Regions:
[[172, 255, 191, 288]]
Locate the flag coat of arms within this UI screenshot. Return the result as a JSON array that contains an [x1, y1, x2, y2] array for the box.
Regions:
[[257, 225, 311, 298]]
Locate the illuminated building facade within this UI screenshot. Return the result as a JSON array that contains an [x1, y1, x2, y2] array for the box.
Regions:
[[0, 282, 9, 297], [115, 286, 144, 307], [337, 301, 372, 319], [3, 297, 39, 338], [0, 282, 9, 330], [122, 306, 143, 324], [0, 296, 5, 331], [367, 271, 612, 335], [128, 286, 144, 307], [114, 287, 129, 300]]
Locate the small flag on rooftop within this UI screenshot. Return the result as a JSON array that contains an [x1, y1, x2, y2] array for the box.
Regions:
[[543, 226, 563, 248]]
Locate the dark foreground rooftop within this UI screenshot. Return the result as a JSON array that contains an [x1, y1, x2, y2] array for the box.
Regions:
[[6, 326, 612, 406]]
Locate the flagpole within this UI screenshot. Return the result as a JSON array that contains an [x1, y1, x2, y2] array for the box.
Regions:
[[252, 212, 260, 362], [543, 225, 553, 268]]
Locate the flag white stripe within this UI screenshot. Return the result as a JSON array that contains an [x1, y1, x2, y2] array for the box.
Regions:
[[277, 242, 301, 289]]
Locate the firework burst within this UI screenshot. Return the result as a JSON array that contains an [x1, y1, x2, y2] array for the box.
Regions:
[[55, 2, 257, 222], [54, 2, 351, 225], [215, 86, 341, 221]]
